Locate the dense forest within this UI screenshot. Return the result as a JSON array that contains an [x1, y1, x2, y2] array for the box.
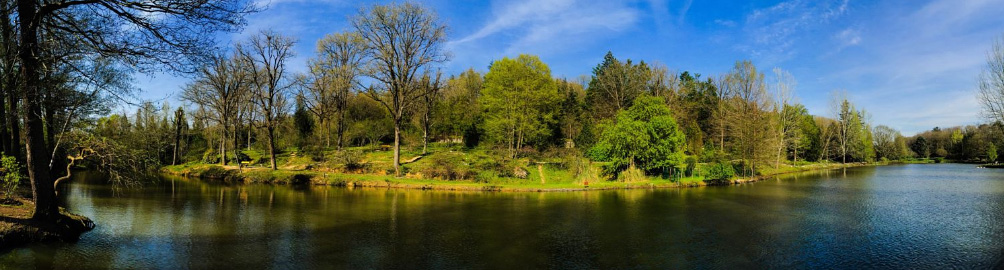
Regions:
[[1, 1, 1003, 223]]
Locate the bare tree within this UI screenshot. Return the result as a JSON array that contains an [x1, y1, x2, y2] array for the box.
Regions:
[[305, 31, 365, 150], [416, 71, 442, 154], [238, 30, 295, 170], [830, 90, 851, 163], [978, 35, 1004, 135], [772, 68, 797, 169], [720, 60, 776, 176], [352, 2, 448, 176], [182, 55, 250, 166]]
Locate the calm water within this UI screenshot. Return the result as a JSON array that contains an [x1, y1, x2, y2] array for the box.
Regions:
[[2, 164, 1004, 269]]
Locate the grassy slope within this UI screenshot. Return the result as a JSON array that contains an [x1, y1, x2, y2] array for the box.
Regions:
[[163, 143, 888, 191]]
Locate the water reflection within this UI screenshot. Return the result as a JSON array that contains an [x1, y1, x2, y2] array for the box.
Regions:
[[2, 164, 1003, 268]]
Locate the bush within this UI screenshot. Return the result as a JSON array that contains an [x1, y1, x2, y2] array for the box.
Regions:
[[684, 156, 697, 177], [1, 154, 21, 199], [704, 162, 735, 180], [512, 166, 529, 179], [420, 154, 476, 180], [618, 166, 646, 182], [235, 151, 251, 163], [304, 147, 326, 162], [202, 149, 219, 164], [564, 154, 590, 178], [332, 150, 367, 172]]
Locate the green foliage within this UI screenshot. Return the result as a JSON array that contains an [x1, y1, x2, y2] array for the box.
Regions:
[[481, 54, 562, 156], [437, 68, 484, 147], [0, 154, 21, 199], [911, 136, 930, 158], [293, 97, 315, 147], [684, 156, 697, 177], [617, 165, 646, 182], [421, 154, 477, 180], [704, 162, 735, 180], [586, 51, 651, 120], [591, 95, 686, 177], [332, 150, 367, 172], [988, 144, 998, 163], [203, 149, 220, 164]]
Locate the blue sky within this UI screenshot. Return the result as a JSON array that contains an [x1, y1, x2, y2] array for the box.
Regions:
[[132, 0, 1004, 135]]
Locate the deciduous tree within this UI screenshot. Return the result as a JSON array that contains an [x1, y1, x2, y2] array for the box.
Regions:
[[352, 2, 448, 176]]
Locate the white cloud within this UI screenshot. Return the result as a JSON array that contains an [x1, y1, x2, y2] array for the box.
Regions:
[[835, 28, 861, 46], [450, 0, 640, 54], [740, 0, 850, 63]]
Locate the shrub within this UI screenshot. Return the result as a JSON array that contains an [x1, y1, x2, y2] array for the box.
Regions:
[[420, 154, 476, 180], [235, 151, 251, 163], [618, 166, 646, 182], [684, 156, 697, 177], [202, 149, 219, 164], [704, 162, 735, 180], [564, 154, 590, 178], [304, 147, 326, 162], [1, 154, 21, 199], [512, 166, 529, 179], [332, 150, 367, 172]]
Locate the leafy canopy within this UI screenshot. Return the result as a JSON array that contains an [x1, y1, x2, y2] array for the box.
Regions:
[[591, 95, 686, 176]]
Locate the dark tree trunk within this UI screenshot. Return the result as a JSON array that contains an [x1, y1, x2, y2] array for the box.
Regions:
[[5, 83, 18, 160], [44, 98, 55, 154], [393, 123, 400, 176], [336, 110, 345, 150], [267, 126, 276, 170], [0, 84, 8, 155], [172, 109, 183, 165], [0, 1, 12, 157], [17, 0, 59, 220]]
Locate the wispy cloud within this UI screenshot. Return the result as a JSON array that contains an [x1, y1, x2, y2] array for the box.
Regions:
[[835, 28, 861, 46], [810, 0, 1004, 134], [450, 0, 640, 55], [739, 0, 850, 63]]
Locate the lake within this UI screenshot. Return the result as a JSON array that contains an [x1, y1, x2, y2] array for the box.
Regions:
[[2, 164, 1004, 268]]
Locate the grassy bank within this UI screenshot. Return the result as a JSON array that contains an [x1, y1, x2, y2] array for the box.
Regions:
[[0, 195, 95, 250], [163, 144, 886, 192]]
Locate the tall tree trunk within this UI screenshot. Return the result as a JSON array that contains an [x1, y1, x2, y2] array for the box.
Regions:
[[422, 113, 429, 155], [172, 110, 183, 165], [267, 126, 276, 170], [323, 119, 330, 148], [776, 131, 784, 170], [234, 123, 242, 172], [336, 110, 345, 150], [44, 101, 54, 155], [246, 119, 252, 151], [18, 0, 59, 220], [220, 123, 227, 166], [1, 1, 15, 158], [0, 85, 8, 155], [393, 122, 400, 177], [7, 84, 18, 160]]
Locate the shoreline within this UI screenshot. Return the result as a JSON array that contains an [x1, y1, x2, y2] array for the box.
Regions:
[[0, 197, 95, 251], [162, 161, 893, 192]]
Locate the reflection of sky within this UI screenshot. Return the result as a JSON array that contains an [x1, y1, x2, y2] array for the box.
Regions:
[[2, 164, 1003, 268]]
